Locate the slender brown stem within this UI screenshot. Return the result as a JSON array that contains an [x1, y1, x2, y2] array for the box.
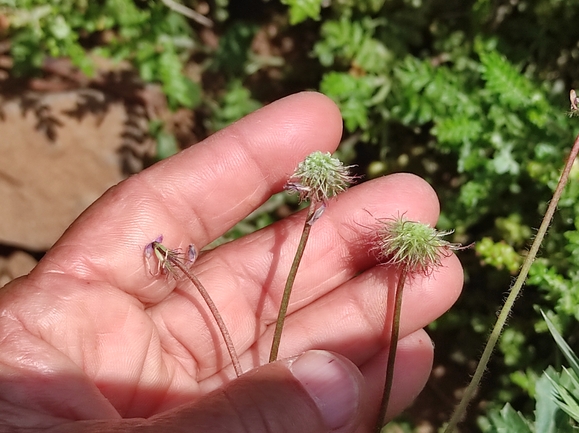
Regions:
[[444, 131, 579, 432], [269, 202, 317, 362], [375, 267, 408, 433], [169, 257, 243, 377]]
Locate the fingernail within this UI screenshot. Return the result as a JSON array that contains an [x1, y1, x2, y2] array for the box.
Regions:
[[289, 350, 360, 430]]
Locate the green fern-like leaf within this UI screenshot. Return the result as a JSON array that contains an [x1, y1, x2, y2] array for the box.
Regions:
[[209, 80, 261, 132], [433, 114, 483, 147], [477, 42, 549, 121], [478, 49, 533, 108], [313, 16, 389, 73], [320, 72, 377, 132]]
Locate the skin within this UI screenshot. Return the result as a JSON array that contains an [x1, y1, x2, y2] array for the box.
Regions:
[[0, 92, 463, 433]]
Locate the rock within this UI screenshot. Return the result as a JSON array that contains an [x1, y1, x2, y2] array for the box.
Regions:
[[0, 90, 145, 251], [0, 250, 38, 287]]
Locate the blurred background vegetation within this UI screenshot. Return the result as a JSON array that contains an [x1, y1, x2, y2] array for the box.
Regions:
[[3, 0, 579, 431]]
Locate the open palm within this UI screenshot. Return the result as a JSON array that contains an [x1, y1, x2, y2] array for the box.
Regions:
[[0, 93, 462, 432]]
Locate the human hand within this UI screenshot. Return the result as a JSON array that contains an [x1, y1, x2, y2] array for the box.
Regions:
[[0, 92, 463, 432]]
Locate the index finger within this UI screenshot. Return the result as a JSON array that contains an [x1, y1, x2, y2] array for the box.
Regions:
[[36, 93, 344, 296]]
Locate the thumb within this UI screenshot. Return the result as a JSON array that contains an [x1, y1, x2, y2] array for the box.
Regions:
[[153, 350, 364, 433]]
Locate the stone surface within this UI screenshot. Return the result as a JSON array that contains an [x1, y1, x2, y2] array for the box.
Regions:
[[0, 251, 37, 287], [0, 90, 134, 250]]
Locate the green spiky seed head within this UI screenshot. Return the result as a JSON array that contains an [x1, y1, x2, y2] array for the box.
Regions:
[[286, 151, 355, 203], [375, 216, 461, 274]]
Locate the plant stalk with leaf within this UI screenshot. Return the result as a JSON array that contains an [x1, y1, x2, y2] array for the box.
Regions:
[[145, 236, 243, 377], [373, 217, 462, 433], [443, 90, 579, 432], [269, 151, 355, 362]]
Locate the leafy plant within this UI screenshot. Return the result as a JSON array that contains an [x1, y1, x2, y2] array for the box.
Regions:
[[444, 122, 579, 431], [280, 0, 324, 25], [480, 313, 579, 432], [303, 1, 579, 427], [206, 79, 262, 133], [2, 0, 201, 109]]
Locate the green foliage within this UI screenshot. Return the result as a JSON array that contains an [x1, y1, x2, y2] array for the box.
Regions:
[[280, 0, 323, 24], [4, 1, 94, 74], [149, 119, 179, 160], [480, 403, 534, 433], [210, 21, 259, 77], [206, 79, 261, 133], [308, 0, 579, 425], [320, 72, 380, 132], [480, 314, 579, 432], [480, 371, 576, 433], [476, 237, 523, 274], [313, 16, 392, 72], [2, 0, 201, 109], [315, 16, 391, 136]]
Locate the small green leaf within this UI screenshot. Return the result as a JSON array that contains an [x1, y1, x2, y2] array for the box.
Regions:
[[209, 80, 261, 132], [542, 312, 579, 376], [50, 14, 71, 39], [484, 403, 533, 433], [281, 0, 323, 24], [475, 237, 522, 274], [535, 369, 562, 433], [155, 130, 179, 160], [320, 72, 377, 132]]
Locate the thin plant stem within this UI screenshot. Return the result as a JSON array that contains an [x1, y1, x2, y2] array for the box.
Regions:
[[375, 266, 408, 433], [166, 253, 243, 377], [444, 131, 579, 432], [159, 0, 213, 27], [269, 202, 317, 362]]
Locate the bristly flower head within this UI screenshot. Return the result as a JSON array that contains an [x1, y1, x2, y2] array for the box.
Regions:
[[285, 151, 356, 203], [374, 216, 463, 274]]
